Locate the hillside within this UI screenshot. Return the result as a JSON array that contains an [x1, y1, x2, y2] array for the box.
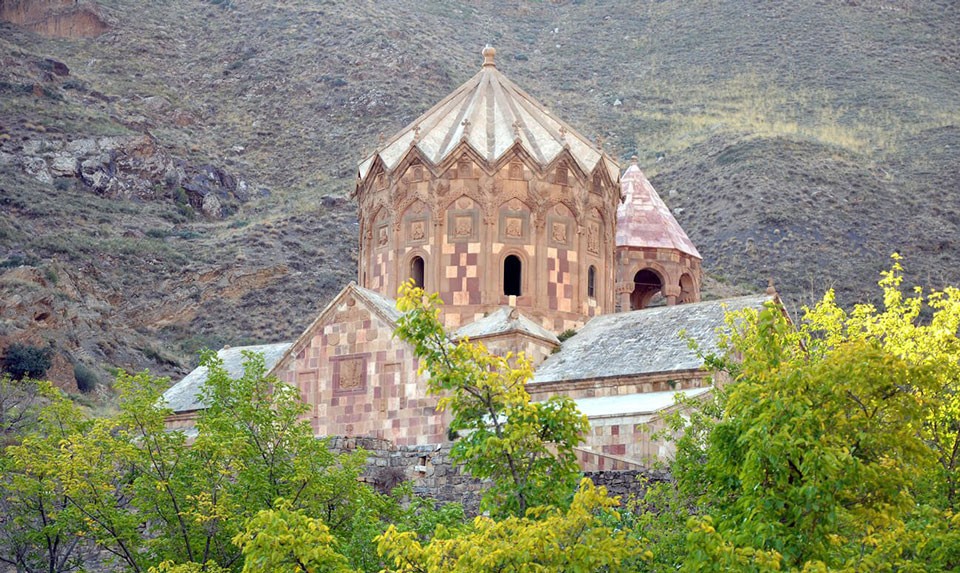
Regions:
[[1, 0, 958, 392]]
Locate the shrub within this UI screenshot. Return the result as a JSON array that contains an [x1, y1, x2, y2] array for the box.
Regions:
[[73, 363, 98, 393], [3, 343, 53, 380], [557, 328, 577, 342]]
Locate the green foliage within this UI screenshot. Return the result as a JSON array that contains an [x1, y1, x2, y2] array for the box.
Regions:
[[394, 281, 589, 518], [0, 375, 44, 441], [674, 256, 960, 571], [557, 328, 578, 342], [0, 353, 397, 572], [0, 381, 88, 572], [2, 343, 53, 380], [0, 254, 39, 269], [232, 500, 355, 573], [376, 479, 646, 573], [72, 362, 98, 393]]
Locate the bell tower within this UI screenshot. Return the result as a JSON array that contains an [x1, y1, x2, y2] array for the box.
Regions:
[[615, 158, 702, 310]]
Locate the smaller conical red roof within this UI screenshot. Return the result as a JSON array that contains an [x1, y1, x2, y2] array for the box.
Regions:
[[616, 163, 700, 259]]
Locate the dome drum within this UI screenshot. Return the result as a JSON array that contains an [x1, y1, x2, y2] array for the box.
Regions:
[[355, 47, 620, 332]]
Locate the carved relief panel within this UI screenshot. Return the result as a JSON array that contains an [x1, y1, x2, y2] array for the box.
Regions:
[[446, 196, 480, 243], [498, 198, 531, 244], [332, 354, 367, 395], [546, 203, 575, 249], [402, 201, 430, 246], [585, 208, 603, 257], [372, 207, 390, 250]]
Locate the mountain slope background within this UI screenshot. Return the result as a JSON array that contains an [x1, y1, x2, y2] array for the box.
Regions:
[[1, 0, 958, 392]]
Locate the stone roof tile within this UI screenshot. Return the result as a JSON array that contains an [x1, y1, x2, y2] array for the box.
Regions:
[[454, 306, 560, 344], [161, 342, 292, 413], [531, 294, 772, 384], [358, 47, 619, 183]]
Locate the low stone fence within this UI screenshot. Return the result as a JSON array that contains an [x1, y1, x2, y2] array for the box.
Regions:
[[328, 436, 672, 515]]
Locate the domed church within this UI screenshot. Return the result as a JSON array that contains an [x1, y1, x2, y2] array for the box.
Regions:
[[164, 48, 771, 471]]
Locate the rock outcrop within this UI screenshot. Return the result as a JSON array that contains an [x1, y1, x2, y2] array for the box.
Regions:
[[4, 133, 250, 217], [0, 0, 109, 38]]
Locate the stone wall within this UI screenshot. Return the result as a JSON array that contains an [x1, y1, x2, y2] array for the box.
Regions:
[[583, 469, 672, 500], [328, 436, 671, 516]]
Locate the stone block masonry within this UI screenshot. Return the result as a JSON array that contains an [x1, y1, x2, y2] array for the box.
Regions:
[[327, 436, 671, 516]]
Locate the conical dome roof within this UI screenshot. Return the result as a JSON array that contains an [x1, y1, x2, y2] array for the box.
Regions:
[[616, 163, 700, 259], [358, 47, 619, 183]]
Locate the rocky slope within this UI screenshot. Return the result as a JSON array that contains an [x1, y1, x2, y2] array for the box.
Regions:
[[0, 0, 957, 392]]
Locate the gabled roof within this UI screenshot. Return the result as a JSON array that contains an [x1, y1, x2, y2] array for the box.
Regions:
[[453, 306, 560, 345], [163, 283, 403, 415], [531, 294, 773, 384], [270, 282, 403, 374], [162, 342, 292, 413], [358, 47, 619, 183], [616, 162, 701, 259]]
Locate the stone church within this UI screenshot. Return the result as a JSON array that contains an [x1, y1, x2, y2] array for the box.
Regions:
[[164, 47, 771, 471]]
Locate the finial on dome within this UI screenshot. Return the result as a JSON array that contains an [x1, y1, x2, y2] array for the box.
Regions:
[[482, 45, 496, 68], [766, 278, 778, 296], [630, 155, 639, 166]]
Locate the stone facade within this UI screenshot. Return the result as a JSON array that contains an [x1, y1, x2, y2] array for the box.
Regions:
[[270, 285, 447, 446]]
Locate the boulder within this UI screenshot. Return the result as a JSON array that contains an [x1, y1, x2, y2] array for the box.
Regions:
[[22, 156, 52, 184], [201, 193, 222, 218], [50, 155, 80, 177], [41, 58, 70, 77], [65, 138, 98, 156], [234, 178, 249, 201], [142, 95, 170, 112], [81, 169, 111, 193], [321, 194, 345, 208]]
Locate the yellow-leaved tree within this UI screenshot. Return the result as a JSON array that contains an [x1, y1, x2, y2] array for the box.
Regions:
[[393, 281, 590, 518], [673, 255, 960, 571]]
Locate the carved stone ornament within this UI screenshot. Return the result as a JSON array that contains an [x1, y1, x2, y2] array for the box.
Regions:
[[340, 360, 363, 389], [377, 226, 389, 247], [455, 216, 473, 237], [411, 221, 426, 241], [505, 217, 523, 238], [587, 222, 600, 254], [552, 222, 567, 243], [334, 355, 367, 394]]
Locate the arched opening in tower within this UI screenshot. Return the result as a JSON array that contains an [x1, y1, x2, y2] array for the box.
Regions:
[[630, 269, 662, 310], [410, 256, 425, 289], [679, 273, 696, 304], [504, 255, 522, 296]]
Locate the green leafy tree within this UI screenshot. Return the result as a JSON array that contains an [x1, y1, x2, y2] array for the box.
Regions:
[[0, 375, 44, 445], [0, 381, 87, 573], [231, 500, 355, 573], [3, 353, 396, 572], [376, 479, 645, 573], [3, 343, 53, 381], [675, 257, 960, 571], [394, 282, 590, 517]]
